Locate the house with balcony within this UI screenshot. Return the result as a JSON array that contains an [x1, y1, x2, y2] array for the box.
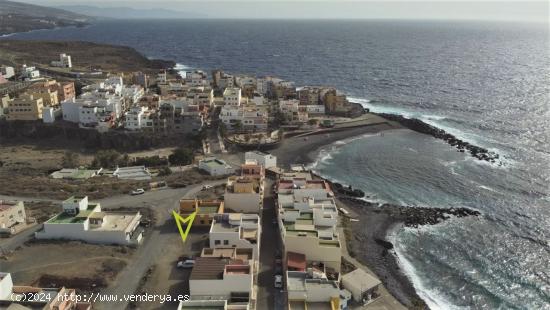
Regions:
[[179, 199, 225, 227], [209, 213, 260, 261], [35, 196, 143, 245]]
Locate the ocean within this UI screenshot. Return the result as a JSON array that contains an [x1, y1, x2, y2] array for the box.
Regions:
[[7, 19, 550, 309]]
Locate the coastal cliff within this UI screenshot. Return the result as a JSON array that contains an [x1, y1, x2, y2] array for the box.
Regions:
[[0, 0, 91, 36], [0, 40, 175, 73]]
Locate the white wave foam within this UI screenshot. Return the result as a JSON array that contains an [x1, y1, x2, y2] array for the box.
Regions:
[[174, 63, 193, 78], [391, 229, 464, 310], [349, 96, 512, 168]]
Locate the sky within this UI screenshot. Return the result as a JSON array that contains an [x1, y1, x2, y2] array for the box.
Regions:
[[19, 1, 550, 22]]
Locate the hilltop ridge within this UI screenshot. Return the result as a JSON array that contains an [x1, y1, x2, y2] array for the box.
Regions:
[[0, 0, 91, 35]]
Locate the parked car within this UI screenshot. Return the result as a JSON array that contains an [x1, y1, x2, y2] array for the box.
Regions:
[[274, 275, 283, 288], [177, 260, 195, 269], [131, 188, 145, 195], [201, 185, 213, 191], [274, 263, 283, 275]]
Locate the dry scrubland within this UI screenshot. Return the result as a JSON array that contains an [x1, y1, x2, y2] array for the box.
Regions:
[[1, 241, 133, 292], [0, 40, 174, 73]]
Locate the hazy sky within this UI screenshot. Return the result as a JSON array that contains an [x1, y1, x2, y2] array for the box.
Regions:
[[20, 1, 549, 22]]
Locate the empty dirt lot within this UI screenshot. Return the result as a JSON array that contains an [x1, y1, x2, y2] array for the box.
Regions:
[[1, 241, 135, 292]]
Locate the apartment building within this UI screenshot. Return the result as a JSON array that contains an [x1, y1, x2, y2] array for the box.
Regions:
[[124, 106, 155, 131], [185, 70, 209, 86], [223, 88, 242, 106], [0, 95, 10, 119], [279, 99, 309, 124], [36, 196, 143, 245], [0, 201, 28, 236], [179, 199, 225, 227], [7, 94, 44, 121], [188, 257, 253, 308], [27, 86, 59, 107], [209, 213, 261, 261], [224, 176, 262, 213], [0, 272, 92, 310], [277, 174, 341, 272]]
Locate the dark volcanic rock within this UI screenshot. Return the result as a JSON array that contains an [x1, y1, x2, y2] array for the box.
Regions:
[[331, 182, 366, 198], [377, 113, 500, 164], [340, 196, 481, 228]]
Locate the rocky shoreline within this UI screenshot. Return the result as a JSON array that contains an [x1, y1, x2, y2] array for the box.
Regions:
[[376, 113, 500, 164], [337, 195, 481, 309]]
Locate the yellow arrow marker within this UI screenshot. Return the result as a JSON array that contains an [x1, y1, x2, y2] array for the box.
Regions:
[[172, 210, 197, 244]]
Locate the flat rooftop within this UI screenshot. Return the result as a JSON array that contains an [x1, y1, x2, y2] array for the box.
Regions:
[[47, 212, 86, 224], [91, 212, 140, 232]]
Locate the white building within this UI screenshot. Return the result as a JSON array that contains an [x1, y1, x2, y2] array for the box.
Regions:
[[51, 53, 72, 68], [341, 268, 382, 303], [287, 271, 351, 310], [199, 157, 234, 176], [249, 93, 266, 106], [21, 65, 40, 80], [42, 106, 61, 123], [35, 196, 143, 245], [220, 105, 268, 131], [0, 66, 15, 79], [245, 151, 277, 168], [223, 88, 242, 106], [121, 84, 145, 105], [185, 70, 209, 86], [124, 106, 154, 131], [113, 166, 152, 181], [209, 213, 261, 261]]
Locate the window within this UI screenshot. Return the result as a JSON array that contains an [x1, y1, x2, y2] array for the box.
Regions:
[[224, 240, 229, 245], [215, 240, 221, 245]]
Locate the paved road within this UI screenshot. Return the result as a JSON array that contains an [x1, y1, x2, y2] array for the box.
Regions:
[[96, 180, 226, 310], [256, 178, 285, 310]]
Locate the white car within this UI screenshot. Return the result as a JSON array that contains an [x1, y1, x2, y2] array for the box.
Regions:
[[201, 185, 213, 191], [131, 188, 145, 195], [274, 275, 283, 288], [177, 260, 195, 269]]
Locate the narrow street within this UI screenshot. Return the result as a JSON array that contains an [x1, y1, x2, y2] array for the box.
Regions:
[[256, 178, 285, 310]]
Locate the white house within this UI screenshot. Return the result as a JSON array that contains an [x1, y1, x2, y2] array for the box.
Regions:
[[51, 53, 72, 68], [341, 268, 382, 303], [223, 88, 242, 106], [199, 157, 233, 176], [0, 66, 15, 79], [21, 65, 40, 80], [209, 213, 261, 261], [35, 196, 143, 245], [245, 151, 277, 168]]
